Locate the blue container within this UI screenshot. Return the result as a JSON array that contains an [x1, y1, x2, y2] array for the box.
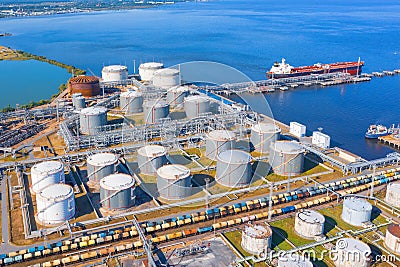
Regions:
[[47, 244, 53, 249], [147, 222, 154, 227], [315, 189, 322, 194], [28, 248, 36, 253], [99, 233, 106, 238], [177, 216, 184, 221], [56, 242, 62, 247], [171, 218, 177, 222], [37, 246, 45, 251], [184, 215, 191, 219], [108, 230, 114, 235], [233, 203, 241, 209], [198, 226, 213, 234], [292, 195, 298, 200], [0, 254, 6, 259], [214, 208, 219, 213], [206, 209, 213, 215], [286, 196, 293, 202]]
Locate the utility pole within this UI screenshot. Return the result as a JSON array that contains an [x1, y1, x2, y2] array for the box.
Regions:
[[370, 165, 376, 198], [268, 182, 273, 221]]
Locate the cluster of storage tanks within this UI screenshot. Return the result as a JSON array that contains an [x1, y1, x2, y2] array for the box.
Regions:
[[30, 161, 75, 225]]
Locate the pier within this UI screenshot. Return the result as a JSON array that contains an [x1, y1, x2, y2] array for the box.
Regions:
[[379, 135, 400, 149]]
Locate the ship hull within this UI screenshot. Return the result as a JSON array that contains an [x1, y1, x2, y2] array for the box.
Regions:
[[365, 132, 388, 139], [267, 65, 362, 79]]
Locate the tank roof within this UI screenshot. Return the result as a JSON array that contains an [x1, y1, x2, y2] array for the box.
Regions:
[[72, 93, 82, 97], [120, 90, 143, 98], [387, 224, 400, 238], [243, 223, 272, 238], [297, 209, 325, 224], [217, 149, 251, 164], [184, 95, 210, 103], [87, 153, 118, 166], [154, 68, 180, 76], [102, 65, 128, 72], [38, 184, 73, 200], [69, 76, 99, 84], [251, 122, 281, 134], [207, 129, 236, 141], [270, 140, 305, 154], [143, 100, 169, 108], [32, 161, 63, 174], [137, 145, 166, 158], [388, 183, 400, 194], [139, 62, 164, 69], [343, 197, 372, 212], [80, 106, 107, 116], [168, 85, 190, 93], [278, 253, 313, 267], [100, 174, 135, 191], [157, 164, 191, 180], [336, 238, 371, 253]]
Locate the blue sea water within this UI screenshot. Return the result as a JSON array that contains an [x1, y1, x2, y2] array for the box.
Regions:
[[0, 0, 400, 159]]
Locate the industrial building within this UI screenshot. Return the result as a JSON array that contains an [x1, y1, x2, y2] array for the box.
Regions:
[[152, 68, 180, 89], [30, 161, 65, 194], [241, 222, 272, 255], [384, 223, 400, 254], [289, 122, 306, 138], [86, 152, 118, 182], [385, 183, 400, 208], [143, 100, 170, 124], [250, 122, 281, 153], [99, 173, 136, 210], [120, 90, 143, 114], [137, 145, 167, 175], [156, 164, 192, 200], [101, 65, 128, 83], [205, 129, 236, 160], [334, 238, 371, 267], [68, 76, 100, 97], [312, 131, 331, 148], [269, 141, 305, 176], [138, 62, 164, 81], [184, 95, 211, 119], [294, 209, 325, 239], [341, 197, 372, 226], [216, 149, 252, 188], [79, 106, 108, 135]]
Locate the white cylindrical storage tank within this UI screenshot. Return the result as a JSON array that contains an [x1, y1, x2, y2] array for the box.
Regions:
[[120, 91, 143, 114], [139, 62, 164, 81], [36, 184, 75, 225], [101, 65, 128, 83], [31, 161, 65, 194], [137, 145, 167, 175], [87, 153, 119, 182], [79, 106, 108, 135], [72, 93, 86, 110], [385, 183, 400, 208], [184, 95, 211, 119], [157, 164, 192, 200], [250, 122, 281, 153], [269, 141, 305, 176], [166, 86, 189, 106], [216, 149, 252, 188], [241, 223, 272, 255], [143, 100, 170, 124], [385, 224, 400, 254], [341, 197, 372, 227], [152, 68, 180, 89], [334, 238, 371, 267], [278, 253, 313, 267], [100, 174, 135, 210], [205, 130, 236, 160], [294, 209, 325, 239]]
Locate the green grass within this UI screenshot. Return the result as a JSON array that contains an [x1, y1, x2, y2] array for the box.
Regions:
[[223, 230, 252, 257], [270, 217, 312, 247]]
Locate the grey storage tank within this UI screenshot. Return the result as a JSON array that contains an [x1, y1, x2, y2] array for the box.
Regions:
[[100, 173, 135, 210], [341, 197, 372, 226], [143, 100, 170, 124], [72, 93, 86, 110], [137, 145, 167, 175], [184, 95, 211, 119], [87, 153, 119, 182], [216, 149, 252, 188], [250, 122, 281, 153], [167, 86, 189, 106], [120, 91, 143, 114], [269, 141, 305, 176], [334, 238, 371, 267], [294, 209, 325, 239], [157, 164, 192, 200], [385, 183, 400, 208], [79, 106, 108, 135], [205, 129, 236, 160]]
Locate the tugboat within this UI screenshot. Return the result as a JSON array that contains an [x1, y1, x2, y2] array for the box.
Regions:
[[365, 124, 389, 139]]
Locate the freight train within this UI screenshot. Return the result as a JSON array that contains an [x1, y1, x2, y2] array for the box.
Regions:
[[1, 167, 399, 266]]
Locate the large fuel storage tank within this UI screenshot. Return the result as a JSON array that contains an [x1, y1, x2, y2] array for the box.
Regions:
[[101, 65, 128, 83], [36, 183, 75, 225], [137, 145, 167, 175], [156, 164, 192, 200], [250, 122, 281, 153], [138, 62, 164, 81], [341, 197, 372, 226], [385, 183, 400, 208], [334, 238, 371, 267], [277, 253, 313, 267], [269, 141, 305, 176], [152, 68, 180, 89], [120, 91, 143, 114], [241, 223, 272, 255], [143, 100, 170, 124], [294, 209, 325, 239], [79, 106, 108, 135], [68, 76, 100, 97], [31, 161, 65, 194], [184, 95, 211, 119], [216, 149, 252, 188], [205, 129, 236, 160], [385, 224, 400, 254], [72, 93, 86, 110], [87, 153, 118, 182], [100, 174, 136, 210], [167, 86, 189, 106]]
